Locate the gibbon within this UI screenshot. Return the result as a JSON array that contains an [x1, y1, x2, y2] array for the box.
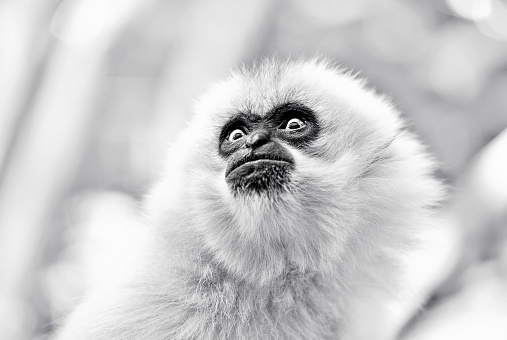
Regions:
[[55, 59, 443, 340]]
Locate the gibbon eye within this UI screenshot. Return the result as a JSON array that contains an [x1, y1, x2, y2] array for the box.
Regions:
[[228, 128, 246, 142], [283, 118, 305, 130]]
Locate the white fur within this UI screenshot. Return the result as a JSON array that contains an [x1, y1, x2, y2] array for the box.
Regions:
[[55, 59, 444, 340]]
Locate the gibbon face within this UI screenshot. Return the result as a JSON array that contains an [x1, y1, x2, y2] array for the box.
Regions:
[[220, 102, 319, 195], [190, 59, 401, 199]]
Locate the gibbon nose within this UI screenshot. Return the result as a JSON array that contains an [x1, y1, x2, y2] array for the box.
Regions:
[[245, 130, 270, 149]]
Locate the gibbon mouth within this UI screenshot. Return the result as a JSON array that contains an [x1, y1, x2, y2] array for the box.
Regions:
[[225, 155, 294, 194], [225, 154, 294, 178]]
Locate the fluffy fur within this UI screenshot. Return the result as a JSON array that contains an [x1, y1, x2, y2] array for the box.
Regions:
[[55, 59, 443, 340]]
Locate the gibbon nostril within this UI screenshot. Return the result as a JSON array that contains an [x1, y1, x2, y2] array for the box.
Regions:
[[246, 130, 270, 148]]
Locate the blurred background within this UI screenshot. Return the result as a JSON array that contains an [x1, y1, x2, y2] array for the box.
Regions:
[[0, 0, 506, 339]]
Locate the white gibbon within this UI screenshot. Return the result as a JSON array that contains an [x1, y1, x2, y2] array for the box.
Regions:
[[55, 59, 444, 340]]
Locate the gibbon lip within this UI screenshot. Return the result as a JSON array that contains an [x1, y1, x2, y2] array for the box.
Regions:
[[226, 154, 294, 178]]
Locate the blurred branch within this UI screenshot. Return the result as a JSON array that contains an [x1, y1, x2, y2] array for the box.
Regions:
[[0, 1, 151, 338], [0, 0, 56, 175]]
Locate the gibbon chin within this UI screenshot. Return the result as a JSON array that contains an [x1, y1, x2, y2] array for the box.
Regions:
[[55, 59, 443, 340]]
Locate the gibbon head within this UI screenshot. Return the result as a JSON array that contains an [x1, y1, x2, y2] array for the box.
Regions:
[[147, 59, 441, 284]]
